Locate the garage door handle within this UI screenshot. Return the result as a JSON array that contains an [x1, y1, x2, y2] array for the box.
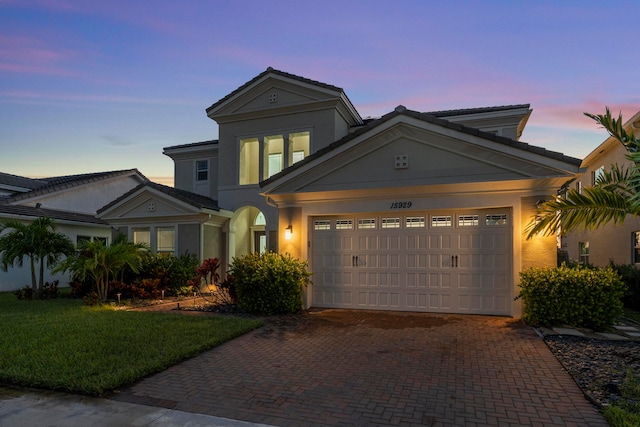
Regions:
[[451, 255, 458, 268], [352, 256, 359, 267], [455, 255, 458, 267]]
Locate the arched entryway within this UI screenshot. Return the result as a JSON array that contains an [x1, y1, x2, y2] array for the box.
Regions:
[[228, 206, 267, 260]]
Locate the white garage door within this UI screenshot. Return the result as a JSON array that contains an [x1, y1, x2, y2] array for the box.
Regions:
[[311, 210, 512, 315]]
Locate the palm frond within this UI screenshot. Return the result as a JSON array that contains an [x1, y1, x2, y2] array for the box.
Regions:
[[525, 186, 640, 239]]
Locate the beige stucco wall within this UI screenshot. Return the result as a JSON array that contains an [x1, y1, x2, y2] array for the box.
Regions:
[[564, 141, 640, 266], [520, 196, 558, 270]]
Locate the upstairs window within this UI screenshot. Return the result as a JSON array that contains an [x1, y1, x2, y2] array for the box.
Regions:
[[239, 131, 310, 185], [239, 138, 259, 185], [264, 135, 284, 179], [289, 131, 310, 165], [592, 165, 605, 185], [196, 160, 208, 181]]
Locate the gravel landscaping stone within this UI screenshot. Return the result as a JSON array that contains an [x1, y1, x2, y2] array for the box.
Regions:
[[545, 335, 640, 407]]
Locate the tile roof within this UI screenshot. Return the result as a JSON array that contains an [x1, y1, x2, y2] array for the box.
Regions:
[[261, 106, 581, 187], [0, 204, 107, 225], [425, 104, 531, 117], [98, 181, 220, 214], [0, 169, 146, 204], [206, 67, 346, 114], [0, 172, 48, 191]]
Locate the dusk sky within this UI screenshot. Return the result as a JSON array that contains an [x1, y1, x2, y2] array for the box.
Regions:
[[1, 0, 638, 186]]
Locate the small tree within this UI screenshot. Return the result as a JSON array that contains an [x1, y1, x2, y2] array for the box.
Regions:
[[0, 217, 75, 295], [56, 237, 147, 302]]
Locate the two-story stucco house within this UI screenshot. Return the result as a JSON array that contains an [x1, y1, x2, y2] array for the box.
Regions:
[[562, 110, 640, 267], [102, 67, 579, 317]]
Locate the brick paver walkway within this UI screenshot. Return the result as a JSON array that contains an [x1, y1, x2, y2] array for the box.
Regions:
[[112, 309, 607, 427]]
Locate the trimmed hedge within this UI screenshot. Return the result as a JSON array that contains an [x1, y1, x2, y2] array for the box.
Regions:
[[230, 252, 311, 315], [516, 265, 625, 330], [609, 262, 640, 311]]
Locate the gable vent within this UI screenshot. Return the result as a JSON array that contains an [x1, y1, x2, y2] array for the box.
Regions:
[[269, 93, 277, 103], [395, 154, 409, 169]]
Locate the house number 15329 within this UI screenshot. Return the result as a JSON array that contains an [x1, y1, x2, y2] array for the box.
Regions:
[[390, 201, 412, 209]]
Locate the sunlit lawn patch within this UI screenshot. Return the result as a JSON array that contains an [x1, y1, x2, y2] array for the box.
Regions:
[[0, 292, 262, 395]]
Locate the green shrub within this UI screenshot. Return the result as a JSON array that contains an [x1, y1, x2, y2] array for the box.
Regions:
[[516, 265, 625, 329], [14, 281, 59, 300], [230, 252, 311, 315], [121, 253, 199, 297], [609, 262, 640, 311]]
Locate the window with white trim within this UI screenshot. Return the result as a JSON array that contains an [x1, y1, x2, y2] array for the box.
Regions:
[[289, 132, 310, 165], [264, 135, 284, 179], [239, 131, 310, 185], [196, 160, 208, 181], [239, 138, 259, 185], [485, 214, 508, 225], [579, 241, 589, 265], [156, 227, 175, 255], [358, 218, 376, 229], [133, 228, 151, 246], [314, 220, 331, 230], [458, 215, 479, 226], [381, 218, 400, 228], [592, 165, 605, 185], [336, 219, 353, 230], [405, 216, 426, 228], [431, 216, 452, 227]]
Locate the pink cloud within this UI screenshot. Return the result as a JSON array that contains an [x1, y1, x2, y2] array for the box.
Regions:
[[0, 89, 196, 106]]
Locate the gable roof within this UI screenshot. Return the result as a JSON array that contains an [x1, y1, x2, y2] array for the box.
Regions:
[[97, 181, 221, 215], [261, 105, 581, 188], [0, 169, 146, 205], [582, 110, 640, 167], [206, 67, 346, 114], [0, 204, 107, 225]]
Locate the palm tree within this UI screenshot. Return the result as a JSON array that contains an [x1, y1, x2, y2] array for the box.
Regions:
[[0, 217, 75, 294], [55, 236, 147, 302], [526, 108, 640, 239]]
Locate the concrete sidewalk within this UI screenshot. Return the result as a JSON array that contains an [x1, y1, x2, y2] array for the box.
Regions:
[[0, 386, 276, 427]]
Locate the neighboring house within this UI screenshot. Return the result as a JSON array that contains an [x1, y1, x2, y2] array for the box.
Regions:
[[0, 169, 146, 291], [159, 67, 581, 317], [562, 110, 640, 267]]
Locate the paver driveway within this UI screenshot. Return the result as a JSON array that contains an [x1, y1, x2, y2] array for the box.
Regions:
[[112, 309, 607, 427]]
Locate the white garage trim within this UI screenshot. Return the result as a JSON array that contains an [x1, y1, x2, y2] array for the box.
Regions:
[[311, 209, 512, 315]]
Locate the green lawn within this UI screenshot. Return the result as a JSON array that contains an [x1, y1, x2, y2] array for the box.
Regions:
[[0, 292, 262, 396]]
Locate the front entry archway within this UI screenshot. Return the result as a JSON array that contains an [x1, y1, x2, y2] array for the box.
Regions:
[[229, 206, 267, 261]]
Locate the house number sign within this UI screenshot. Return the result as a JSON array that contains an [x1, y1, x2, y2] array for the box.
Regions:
[[390, 201, 412, 209]]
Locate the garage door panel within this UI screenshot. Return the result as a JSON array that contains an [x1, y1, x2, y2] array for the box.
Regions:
[[407, 272, 428, 288], [311, 210, 511, 315], [458, 233, 482, 250], [379, 254, 400, 268]]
